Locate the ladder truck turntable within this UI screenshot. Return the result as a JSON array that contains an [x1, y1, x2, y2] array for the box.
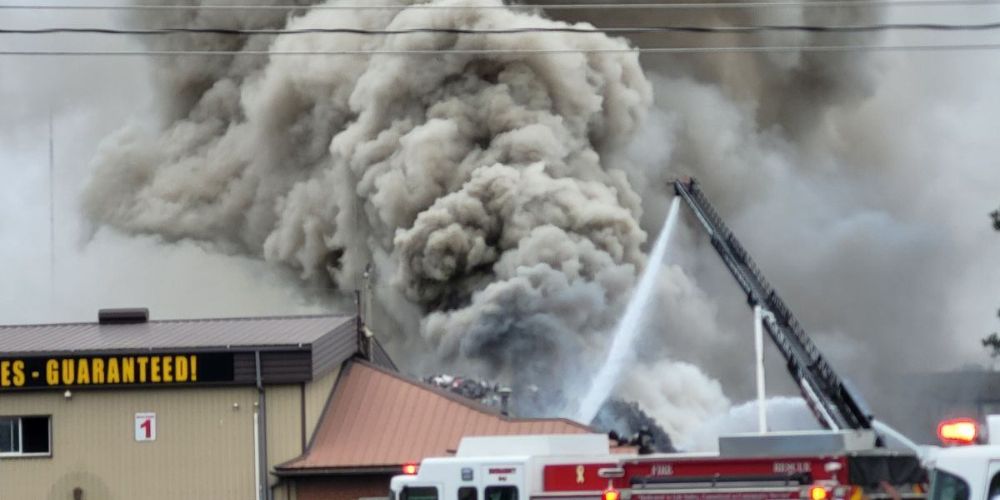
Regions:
[[391, 178, 995, 500]]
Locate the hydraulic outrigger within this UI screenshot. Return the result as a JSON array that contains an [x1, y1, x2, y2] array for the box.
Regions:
[[673, 177, 873, 432]]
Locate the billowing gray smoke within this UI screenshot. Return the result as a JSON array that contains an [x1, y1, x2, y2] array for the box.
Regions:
[[82, 0, 1000, 443], [84, 0, 654, 410]]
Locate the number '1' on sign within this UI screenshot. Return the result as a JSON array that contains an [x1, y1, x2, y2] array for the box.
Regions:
[[135, 412, 156, 441]]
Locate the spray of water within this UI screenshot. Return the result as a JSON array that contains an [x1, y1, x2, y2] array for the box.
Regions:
[[576, 196, 682, 423]]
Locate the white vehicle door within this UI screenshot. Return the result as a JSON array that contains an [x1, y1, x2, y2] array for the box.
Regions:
[[481, 465, 523, 500]]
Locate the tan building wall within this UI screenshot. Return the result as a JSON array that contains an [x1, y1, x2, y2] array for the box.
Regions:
[[0, 385, 258, 499], [304, 366, 340, 443], [0, 368, 340, 500]]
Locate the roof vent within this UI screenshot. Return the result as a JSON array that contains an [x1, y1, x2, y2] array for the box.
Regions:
[[98, 308, 149, 325]]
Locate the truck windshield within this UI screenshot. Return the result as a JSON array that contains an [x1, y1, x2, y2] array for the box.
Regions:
[[402, 486, 439, 500], [930, 469, 970, 500]]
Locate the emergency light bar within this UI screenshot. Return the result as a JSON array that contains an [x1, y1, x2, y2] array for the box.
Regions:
[[937, 418, 979, 446]]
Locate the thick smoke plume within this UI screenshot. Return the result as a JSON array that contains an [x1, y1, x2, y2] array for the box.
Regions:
[[84, 0, 660, 411], [81, 0, 1000, 443]]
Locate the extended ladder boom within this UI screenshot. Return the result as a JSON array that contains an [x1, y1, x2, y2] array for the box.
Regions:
[[673, 178, 872, 431]]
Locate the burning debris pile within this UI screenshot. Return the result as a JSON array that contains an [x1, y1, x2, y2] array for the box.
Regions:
[[425, 374, 511, 410], [595, 399, 674, 453], [426, 373, 673, 452]]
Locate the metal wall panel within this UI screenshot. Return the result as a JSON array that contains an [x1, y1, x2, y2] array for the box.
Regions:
[[303, 367, 341, 446], [266, 384, 305, 489], [0, 386, 259, 499], [232, 351, 313, 384], [310, 320, 359, 379]]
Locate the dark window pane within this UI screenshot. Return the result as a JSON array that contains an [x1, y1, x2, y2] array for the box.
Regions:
[[0, 417, 19, 453], [931, 470, 970, 500], [459, 487, 477, 500], [402, 486, 438, 500], [485, 486, 518, 500], [21, 417, 49, 454], [988, 472, 1000, 500]]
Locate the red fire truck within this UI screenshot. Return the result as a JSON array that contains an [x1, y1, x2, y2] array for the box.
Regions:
[[389, 432, 924, 500]]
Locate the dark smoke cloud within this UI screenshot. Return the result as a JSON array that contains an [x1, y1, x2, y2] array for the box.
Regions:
[[80, 0, 1000, 443], [84, 0, 664, 409]]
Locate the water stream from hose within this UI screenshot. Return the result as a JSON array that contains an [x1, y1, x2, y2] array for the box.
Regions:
[[575, 196, 682, 423]]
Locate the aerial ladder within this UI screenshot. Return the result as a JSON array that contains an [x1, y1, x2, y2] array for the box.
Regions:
[[673, 178, 873, 432]]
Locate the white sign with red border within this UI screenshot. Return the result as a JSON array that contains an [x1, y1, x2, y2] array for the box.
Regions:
[[135, 412, 156, 441]]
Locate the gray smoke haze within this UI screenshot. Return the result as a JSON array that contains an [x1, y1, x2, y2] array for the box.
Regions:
[[83, 0, 659, 409], [74, 0, 1000, 442]]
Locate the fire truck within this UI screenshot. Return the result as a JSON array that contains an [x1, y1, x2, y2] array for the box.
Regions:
[[389, 432, 924, 500]]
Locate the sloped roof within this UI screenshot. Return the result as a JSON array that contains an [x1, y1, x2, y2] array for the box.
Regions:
[[276, 361, 594, 474], [0, 314, 355, 355]]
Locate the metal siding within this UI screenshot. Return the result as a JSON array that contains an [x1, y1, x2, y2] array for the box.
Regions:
[[267, 384, 305, 488], [0, 386, 259, 499], [0, 314, 355, 354], [234, 352, 258, 383], [371, 338, 398, 371], [311, 320, 358, 379], [262, 352, 313, 384], [303, 367, 341, 446]]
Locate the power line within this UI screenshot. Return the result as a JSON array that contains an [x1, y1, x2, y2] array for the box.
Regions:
[[4, 22, 1000, 37], [4, 42, 1000, 56], [2, 1, 1000, 11]]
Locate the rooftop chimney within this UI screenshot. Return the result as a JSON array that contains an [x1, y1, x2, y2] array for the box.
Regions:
[[98, 308, 149, 325], [499, 387, 512, 416]]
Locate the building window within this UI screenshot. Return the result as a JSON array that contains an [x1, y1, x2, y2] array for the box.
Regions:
[[485, 486, 518, 500], [930, 469, 969, 500], [458, 487, 477, 500], [401, 487, 438, 500], [0, 416, 51, 457]]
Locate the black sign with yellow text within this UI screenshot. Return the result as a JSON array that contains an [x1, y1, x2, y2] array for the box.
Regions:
[[0, 353, 234, 391]]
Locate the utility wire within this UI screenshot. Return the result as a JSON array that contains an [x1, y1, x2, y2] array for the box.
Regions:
[[5, 42, 1000, 56], [2, 1, 1000, 11], [4, 22, 1000, 36]]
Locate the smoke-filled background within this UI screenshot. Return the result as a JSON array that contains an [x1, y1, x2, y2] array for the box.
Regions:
[[2, 0, 1000, 447]]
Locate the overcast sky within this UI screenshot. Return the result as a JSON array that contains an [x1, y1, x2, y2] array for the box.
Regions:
[[0, 3, 329, 324]]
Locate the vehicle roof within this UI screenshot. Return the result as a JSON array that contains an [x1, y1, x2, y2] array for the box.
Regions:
[[927, 444, 1000, 461]]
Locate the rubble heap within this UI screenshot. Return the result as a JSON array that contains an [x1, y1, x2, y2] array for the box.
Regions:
[[424, 374, 674, 452]]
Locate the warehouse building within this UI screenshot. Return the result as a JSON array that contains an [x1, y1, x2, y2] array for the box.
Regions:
[[0, 309, 394, 500]]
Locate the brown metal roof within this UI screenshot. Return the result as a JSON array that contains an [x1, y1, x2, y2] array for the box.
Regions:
[[0, 314, 355, 355], [277, 361, 594, 473]]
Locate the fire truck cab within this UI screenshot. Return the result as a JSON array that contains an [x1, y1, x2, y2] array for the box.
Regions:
[[922, 417, 1000, 500], [390, 432, 925, 500], [389, 434, 616, 500]]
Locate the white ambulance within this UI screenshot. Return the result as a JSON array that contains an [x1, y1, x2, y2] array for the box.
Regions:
[[389, 434, 620, 500], [924, 417, 1000, 500]]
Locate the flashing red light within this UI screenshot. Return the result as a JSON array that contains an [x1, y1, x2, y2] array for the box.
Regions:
[[403, 463, 419, 475], [809, 486, 828, 500], [602, 487, 620, 500], [937, 418, 979, 445]]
